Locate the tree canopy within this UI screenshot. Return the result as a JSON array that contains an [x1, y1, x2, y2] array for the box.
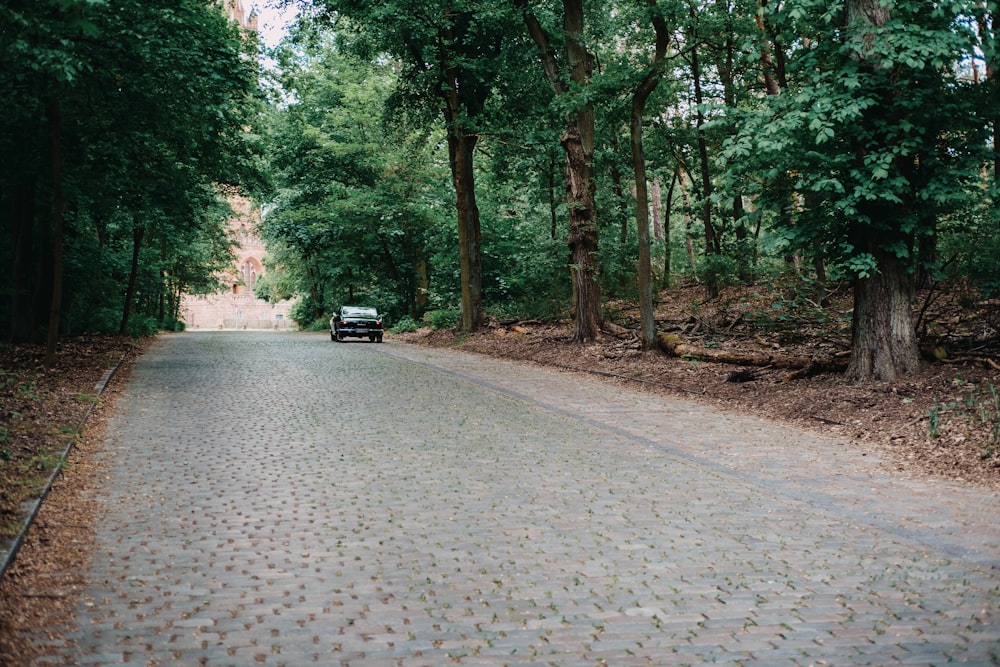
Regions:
[[4, 0, 997, 383], [0, 0, 263, 359]]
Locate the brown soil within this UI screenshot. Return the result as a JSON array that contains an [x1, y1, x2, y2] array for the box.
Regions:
[[0, 283, 996, 660], [0, 336, 142, 664]]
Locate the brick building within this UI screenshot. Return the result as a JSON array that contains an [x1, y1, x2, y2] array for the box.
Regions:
[[180, 192, 296, 330], [179, 4, 296, 330], [220, 0, 257, 31]]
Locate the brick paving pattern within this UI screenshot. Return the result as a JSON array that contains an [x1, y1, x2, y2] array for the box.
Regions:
[[30, 332, 1000, 666]]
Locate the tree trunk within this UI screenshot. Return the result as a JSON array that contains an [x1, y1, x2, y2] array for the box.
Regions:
[[651, 176, 663, 242], [843, 0, 922, 382], [520, 0, 602, 342], [414, 255, 429, 315], [663, 170, 678, 286], [562, 121, 601, 342], [845, 246, 921, 382], [119, 215, 144, 336], [548, 151, 559, 240], [680, 174, 697, 270], [440, 20, 485, 334], [44, 102, 64, 367], [563, 0, 601, 342], [981, 5, 999, 230], [632, 115, 655, 350], [630, 0, 670, 350], [688, 16, 719, 298], [452, 130, 482, 334], [756, 0, 787, 95]]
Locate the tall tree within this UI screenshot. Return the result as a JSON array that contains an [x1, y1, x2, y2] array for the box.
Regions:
[[684, 2, 722, 297], [727, 0, 985, 382], [517, 0, 603, 342], [312, 2, 512, 333], [1, 0, 260, 349], [840, 0, 921, 381], [629, 0, 674, 348], [262, 30, 447, 323]]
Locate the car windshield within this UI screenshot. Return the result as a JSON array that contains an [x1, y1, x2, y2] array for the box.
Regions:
[[342, 307, 378, 318]]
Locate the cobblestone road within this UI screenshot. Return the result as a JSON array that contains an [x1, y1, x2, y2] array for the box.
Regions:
[[32, 332, 1000, 666]]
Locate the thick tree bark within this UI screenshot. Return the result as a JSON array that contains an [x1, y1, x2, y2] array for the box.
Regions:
[[651, 176, 663, 242], [561, 0, 601, 342], [845, 246, 921, 382], [448, 129, 483, 333], [561, 121, 601, 342], [437, 11, 487, 334]]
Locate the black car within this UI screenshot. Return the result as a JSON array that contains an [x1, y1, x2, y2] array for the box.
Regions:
[[330, 306, 383, 342]]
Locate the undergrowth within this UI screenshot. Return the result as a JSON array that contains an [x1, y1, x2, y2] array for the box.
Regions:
[[928, 381, 1000, 459]]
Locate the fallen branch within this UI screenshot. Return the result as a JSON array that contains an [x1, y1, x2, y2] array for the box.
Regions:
[[601, 321, 632, 338]]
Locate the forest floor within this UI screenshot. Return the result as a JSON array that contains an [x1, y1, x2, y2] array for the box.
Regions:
[[0, 280, 997, 660]]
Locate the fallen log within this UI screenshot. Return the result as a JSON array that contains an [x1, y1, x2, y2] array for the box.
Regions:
[[601, 321, 632, 338], [655, 333, 848, 376]]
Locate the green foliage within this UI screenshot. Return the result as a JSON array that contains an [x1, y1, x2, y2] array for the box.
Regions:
[[0, 0, 262, 342], [389, 316, 421, 334], [694, 254, 741, 295], [289, 298, 326, 332], [424, 309, 460, 331], [928, 382, 1000, 456], [160, 318, 186, 333], [743, 272, 849, 339], [727, 0, 987, 281], [125, 315, 159, 338], [261, 31, 451, 327], [252, 1, 992, 365]]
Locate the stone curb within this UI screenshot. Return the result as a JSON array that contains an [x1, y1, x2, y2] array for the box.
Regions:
[[0, 350, 130, 581]]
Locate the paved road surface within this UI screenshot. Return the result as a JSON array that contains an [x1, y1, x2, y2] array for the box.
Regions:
[[27, 332, 1000, 665]]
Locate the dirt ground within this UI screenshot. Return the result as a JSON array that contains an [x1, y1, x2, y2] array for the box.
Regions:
[[0, 282, 996, 661], [0, 336, 141, 663]]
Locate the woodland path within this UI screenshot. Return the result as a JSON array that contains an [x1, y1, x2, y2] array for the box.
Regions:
[[27, 331, 1000, 665]]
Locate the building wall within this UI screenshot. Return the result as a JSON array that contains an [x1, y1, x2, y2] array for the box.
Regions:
[[180, 192, 297, 330], [223, 0, 258, 31]]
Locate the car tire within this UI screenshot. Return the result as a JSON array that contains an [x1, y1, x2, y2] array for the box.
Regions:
[[376, 334, 383, 343]]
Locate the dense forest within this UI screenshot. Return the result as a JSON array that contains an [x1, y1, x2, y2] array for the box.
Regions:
[[3, 0, 998, 383]]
